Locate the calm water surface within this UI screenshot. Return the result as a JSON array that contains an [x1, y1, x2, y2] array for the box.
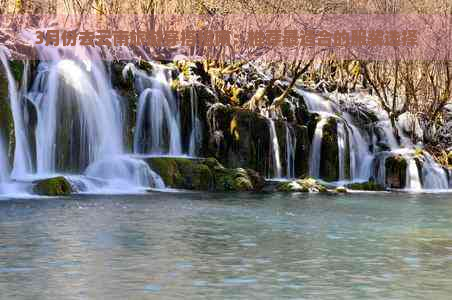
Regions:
[[1, 191, 452, 299]]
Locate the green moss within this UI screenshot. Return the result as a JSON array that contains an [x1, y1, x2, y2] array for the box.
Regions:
[[146, 157, 183, 187], [32, 176, 73, 196], [174, 158, 213, 190], [346, 181, 385, 191], [144, 157, 263, 192], [214, 168, 237, 191]]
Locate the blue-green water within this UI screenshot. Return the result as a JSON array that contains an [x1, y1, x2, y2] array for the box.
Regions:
[[1, 192, 452, 299]]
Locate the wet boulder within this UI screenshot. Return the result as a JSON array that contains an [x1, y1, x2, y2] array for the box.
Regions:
[[32, 176, 73, 196]]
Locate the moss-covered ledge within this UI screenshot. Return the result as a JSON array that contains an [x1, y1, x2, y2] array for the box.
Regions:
[[143, 157, 264, 192], [32, 176, 73, 196]]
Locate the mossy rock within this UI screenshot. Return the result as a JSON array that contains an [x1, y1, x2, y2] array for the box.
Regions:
[[320, 117, 339, 181], [276, 178, 327, 193], [145, 157, 185, 188], [448, 151, 452, 166], [346, 181, 385, 191], [385, 155, 407, 189], [32, 176, 73, 196], [175, 158, 213, 190], [213, 167, 258, 192], [143, 157, 264, 192]]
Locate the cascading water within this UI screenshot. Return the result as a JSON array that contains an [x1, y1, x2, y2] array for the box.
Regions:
[[337, 121, 347, 181], [0, 47, 33, 178], [301, 89, 375, 182], [30, 59, 124, 173], [188, 85, 202, 157], [267, 118, 282, 179], [422, 154, 449, 190], [125, 63, 183, 155], [309, 116, 328, 178], [343, 113, 374, 181], [22, 43, 166, 193], [1, 34, 451, 193], [285, 123, 296, 178], [405, 157, 422, 191], [134, 88, 182, 155], [85, 155, 165, 190]]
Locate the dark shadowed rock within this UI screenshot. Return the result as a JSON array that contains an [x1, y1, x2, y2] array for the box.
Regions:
[[385, 155, 407, 189]]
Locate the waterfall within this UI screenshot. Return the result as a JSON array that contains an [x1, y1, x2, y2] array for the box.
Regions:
[[285, 124, 296, 178], [85, 156, 165, 190], [309, 117, 328, 178], [30, 59, 124, 173], [375, 153, 388, 186], [267, 118, 282, 178], [343, 113, 374, 181], [21, 44, 167, 194], [337, 121, 347, 181], [188, 85, 202, 157], [0, 47, 33, 178], [300, 90, 336, 113], [127, 63, 183, 155], [134, 88, 182, 155], [301, 89, 375, 182], [422, 154, 448, 190], [405, 158, 422, 191]]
